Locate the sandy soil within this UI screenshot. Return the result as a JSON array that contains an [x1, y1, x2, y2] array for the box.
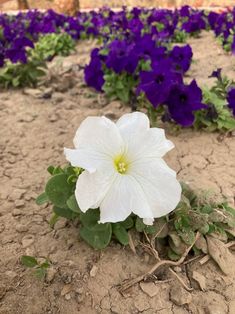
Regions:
[[0, 32, 235, 314]]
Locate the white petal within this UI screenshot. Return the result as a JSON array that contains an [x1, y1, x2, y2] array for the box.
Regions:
[[127, 128, 174, 162], [143, 218, 154, 225], [116, 112, 150, 143], [130, 158, 182, 218], [73, 116, 124, 157], [116, 112, 173, 160], [75, 168, 117, 212], [99, 175, 153, 223], [64, 148, 111, 173]]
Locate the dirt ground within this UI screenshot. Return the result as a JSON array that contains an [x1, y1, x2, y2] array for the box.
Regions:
[[0, 31, 235, 314]]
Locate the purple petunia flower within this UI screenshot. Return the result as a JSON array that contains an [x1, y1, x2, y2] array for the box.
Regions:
[[227, 88, 235, 116], [179, 6, 190, 18], [84, 48, 105, 92], [5, 36, 34, 63], [181, 13, 206, 34], [105, 39, 138, 74], [166, 80, 207, 127], [169, 45, 193, 73], [0, 42, 5, 67], [138, 59, 182, 108], [133, 34, 167, 62], [209, 68, 222, 80]]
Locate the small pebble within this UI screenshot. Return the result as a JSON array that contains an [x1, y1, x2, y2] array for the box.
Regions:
[[15, 200, 25, 208], [16, 224, 28, 233], [12, 209, 23, 216], [90, 265, 98, 278], [46, 267, 57, 283], [0, 223, 5, 233], [22, 235, 35, 248]]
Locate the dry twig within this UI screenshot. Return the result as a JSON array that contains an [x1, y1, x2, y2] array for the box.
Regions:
[[120, 232, 200, 292]]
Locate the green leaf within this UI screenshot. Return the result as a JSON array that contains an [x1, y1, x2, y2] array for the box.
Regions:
[[120, 216, 134, 229], [53, 206, 77, 220], [36, 192, 49, 205], [80, 208, 107, 231], [47, 166, 55, 175], [145, 225, 157, 234], [178, 229, 195, 245], [49, 213, 59, 228], [34, 267, 47, 279], [167, 248, 180, 261], [45, 174, 73, 208], [112, 224, 129, 245], [135, 217, 146, 232], [52, 166, 64, 175], [40, 261, 50, 269], [66, 195, 81, 213], [80, 224, 112, 249], [21, 255, 38, 268], [199, 223, 210, 234]]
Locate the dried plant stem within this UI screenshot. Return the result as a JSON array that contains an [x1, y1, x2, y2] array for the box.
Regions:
[[169, 268, 193, 291], [120, 232, 200, 292], [183, 254, 203, 265]]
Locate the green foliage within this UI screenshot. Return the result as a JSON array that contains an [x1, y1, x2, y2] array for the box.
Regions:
[[173, 29, 188, 43], [21, 256, 50, 279], [220, 32, 235, 52], [36, 192, 49, 205], [45, 173, 74, 208], [161, 183, 235, 259], [0, 59, 46, 88], [102, 71, 137, 103], [31, 33, 76, 61], [37, 165, 235, 253], [80, 224, 112, 250], [21, 255, 38, 268], [79, 208, 112, 249], [194, 79, 235, 132], [112, 223, 129, 245], [0, 33, 75, 88]]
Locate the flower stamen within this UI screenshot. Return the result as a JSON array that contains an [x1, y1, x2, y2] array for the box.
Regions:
[[114, 155, 129, 174]]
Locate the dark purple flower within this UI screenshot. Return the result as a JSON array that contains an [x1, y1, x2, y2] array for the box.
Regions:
[[0, 41, 5, 67], [105, 39, 138, 74], [181, 13, 206, 34], [227, 88, 235, 116], [84, 48, 104, 92], [128, 18, 144, 36], [180, 6, 190, 17], [138, 59, 182, 108], [5, 36, 34, 63], [166, 80, 207, 126], [208, 11, 220, 29], [134, 34, 167, 62], [209, 68, 222, 80], [169, 45, 193, 73]]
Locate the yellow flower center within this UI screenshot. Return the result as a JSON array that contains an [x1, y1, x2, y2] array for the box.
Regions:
[[114, 155, 129, 174]]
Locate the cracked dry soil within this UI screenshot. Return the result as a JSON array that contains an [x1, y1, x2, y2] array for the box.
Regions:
[[0, 32, 235, 314]]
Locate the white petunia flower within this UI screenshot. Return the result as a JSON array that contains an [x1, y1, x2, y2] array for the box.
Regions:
[[64, 112, 181, 225]]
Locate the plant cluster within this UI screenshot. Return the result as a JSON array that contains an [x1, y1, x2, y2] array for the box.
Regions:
[[0, 33, 75, 87], [0, 6, 235, 128], [21, 255, 50, 279], [208, 10, 235, 53], [194, 69, 235, 131], [85, 39, 235, 130], [36, 165, 235, 259]]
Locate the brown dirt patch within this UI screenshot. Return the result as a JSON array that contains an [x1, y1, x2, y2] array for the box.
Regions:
[[0, 32, 235, 314]]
